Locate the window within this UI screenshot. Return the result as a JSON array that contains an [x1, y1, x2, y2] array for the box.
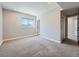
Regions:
[[21, 17, 33, 26]]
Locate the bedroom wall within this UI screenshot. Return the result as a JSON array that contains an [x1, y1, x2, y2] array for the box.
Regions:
[[3, 9, 37, 40], [0, 5, 3, 45], [40, 6, 62, 43]]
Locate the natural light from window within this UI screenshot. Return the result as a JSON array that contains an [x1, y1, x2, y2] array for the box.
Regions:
[[21, 17, 33, 26]]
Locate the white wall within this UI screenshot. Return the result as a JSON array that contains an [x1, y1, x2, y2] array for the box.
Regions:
[[68, 16, 77, 41], [0, 5, 3, 45], [3, 9, 37, 40], [40, 6, 62, 43]]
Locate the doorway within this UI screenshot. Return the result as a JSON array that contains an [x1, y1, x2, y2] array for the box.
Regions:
[[61, 7, 79, 44]]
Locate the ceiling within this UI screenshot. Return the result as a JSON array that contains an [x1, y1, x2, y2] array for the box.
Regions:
[[0, 2, 79, 16], [0, 2, 61, 16], [57, 2, 79, 9]]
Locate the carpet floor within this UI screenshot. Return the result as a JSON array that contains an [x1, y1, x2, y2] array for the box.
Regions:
[[0, 36, 79, 57]]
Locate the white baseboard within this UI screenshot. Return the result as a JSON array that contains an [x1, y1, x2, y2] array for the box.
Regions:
[[3, 34, 39, 42], [3, 33, 61, 44], [68, 33, 77, 41], [0, 40, 3, 46], [40, 35, 61, 43]]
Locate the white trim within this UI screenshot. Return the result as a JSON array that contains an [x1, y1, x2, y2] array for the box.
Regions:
[[68, 33, 77, 41], [3, 34, 39, 42], [40, 35, 61, 43], [68, 33, 77, 36], [0, 40, 3, 46]]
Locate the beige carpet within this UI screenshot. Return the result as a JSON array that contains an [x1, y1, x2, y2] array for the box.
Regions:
[[0, 36, 79, 57]]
